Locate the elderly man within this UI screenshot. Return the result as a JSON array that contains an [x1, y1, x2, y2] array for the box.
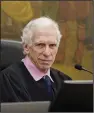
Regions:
[[1, 17, 71, 102]]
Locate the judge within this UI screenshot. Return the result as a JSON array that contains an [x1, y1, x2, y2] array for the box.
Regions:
[[1, 17, 72, 102]]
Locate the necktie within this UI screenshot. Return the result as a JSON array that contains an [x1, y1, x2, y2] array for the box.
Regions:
[[43, 75, 53, 97]]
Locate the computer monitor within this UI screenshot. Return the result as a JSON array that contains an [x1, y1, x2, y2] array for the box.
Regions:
[[49, 80, 93, 112]]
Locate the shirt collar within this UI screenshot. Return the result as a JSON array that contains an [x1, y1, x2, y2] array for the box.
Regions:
[[22, 56, 53, 82]]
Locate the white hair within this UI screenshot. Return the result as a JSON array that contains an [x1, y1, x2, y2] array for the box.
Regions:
[[21, 16, 62, 47]]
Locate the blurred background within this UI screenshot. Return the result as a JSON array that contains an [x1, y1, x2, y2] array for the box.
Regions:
[[1, 1, 94, 80]]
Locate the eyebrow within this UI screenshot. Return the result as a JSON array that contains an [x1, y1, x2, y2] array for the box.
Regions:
[[35, 40, 57, 43]]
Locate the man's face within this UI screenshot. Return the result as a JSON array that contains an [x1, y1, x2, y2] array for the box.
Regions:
[[26, 26, 58, 72]]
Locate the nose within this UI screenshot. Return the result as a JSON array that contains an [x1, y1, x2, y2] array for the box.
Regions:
[[43, 45, 51, 56]]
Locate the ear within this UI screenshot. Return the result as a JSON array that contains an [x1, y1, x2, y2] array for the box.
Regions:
[[22, 43, 30, 55]]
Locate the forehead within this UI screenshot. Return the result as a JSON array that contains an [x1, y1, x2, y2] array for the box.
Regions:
[[33, 26, 57, 43]]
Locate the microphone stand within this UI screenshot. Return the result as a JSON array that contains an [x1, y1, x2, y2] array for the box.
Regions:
[[83, 68, 93, 74]]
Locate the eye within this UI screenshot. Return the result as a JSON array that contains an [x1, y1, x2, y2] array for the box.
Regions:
[[36, 43, 45, 48], [49, 44, 57, 48]]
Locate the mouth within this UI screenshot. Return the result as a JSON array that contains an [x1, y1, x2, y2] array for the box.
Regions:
[[39, 59, 52, 64], [39, 59, 52, 61]]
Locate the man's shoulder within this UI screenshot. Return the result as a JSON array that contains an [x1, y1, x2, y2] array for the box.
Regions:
[[50, 67, 72, 80], [0, 61, 23, 77]]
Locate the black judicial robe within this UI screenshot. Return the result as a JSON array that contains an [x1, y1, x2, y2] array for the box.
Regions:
[[0, 61, 72, 102]]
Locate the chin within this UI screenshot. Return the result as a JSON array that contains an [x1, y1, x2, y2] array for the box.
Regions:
[[41, 66, 49, 70], [40, 65, 51, 71]]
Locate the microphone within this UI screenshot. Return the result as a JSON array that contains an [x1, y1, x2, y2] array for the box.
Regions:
[[74, 64, 93, 74]]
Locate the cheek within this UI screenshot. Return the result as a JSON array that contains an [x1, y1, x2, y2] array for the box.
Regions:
[[29, 49, 39, 60], [52, 49, 58, 57], [52, 54, 57, 61]]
